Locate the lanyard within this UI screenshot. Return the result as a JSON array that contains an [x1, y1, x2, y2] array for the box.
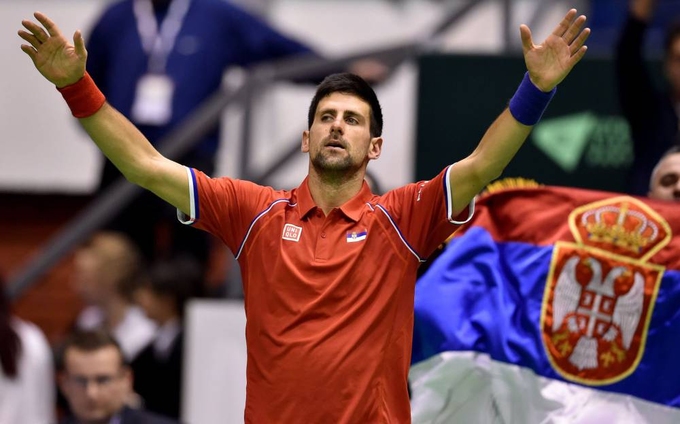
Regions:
[[133, 0, 191, 73]]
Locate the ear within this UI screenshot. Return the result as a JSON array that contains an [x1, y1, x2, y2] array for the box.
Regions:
[[301, 130, 310, 153], [367, 136, 383, 160]]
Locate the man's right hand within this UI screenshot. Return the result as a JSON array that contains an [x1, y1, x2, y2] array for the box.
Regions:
[[18, 12, 86, 88]]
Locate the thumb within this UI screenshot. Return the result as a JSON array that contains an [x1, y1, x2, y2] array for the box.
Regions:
[[519, 24, 533, 54], [73, 30, 87, 59]]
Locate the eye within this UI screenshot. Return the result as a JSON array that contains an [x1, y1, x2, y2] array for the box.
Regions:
[[346, 116, 359, 125], [320, 114, 334, 122], [659, 173, 679, 187]]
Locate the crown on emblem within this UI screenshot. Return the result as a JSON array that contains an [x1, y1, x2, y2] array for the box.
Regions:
[[570, 197, 671, 261], [582, 205, 655, 253]]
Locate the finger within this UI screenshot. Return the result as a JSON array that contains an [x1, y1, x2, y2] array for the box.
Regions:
[[20, 44, 37, 62], [570, 27, 591, 56], [74, 30, 87, 58], [34, 11, 63, 38], [551, 9, 577, 38], [562, 15, 587, 45], [22, 19, 49, 43], [519, 24, 533, 54], [18, 29, 42, 49], [568, 46, 588, 68]]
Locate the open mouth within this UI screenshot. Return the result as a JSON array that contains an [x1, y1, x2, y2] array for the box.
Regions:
[[325, 140, 345, 150]]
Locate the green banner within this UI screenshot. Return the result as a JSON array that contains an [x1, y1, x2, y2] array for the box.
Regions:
[[415, 54, 638, 193]]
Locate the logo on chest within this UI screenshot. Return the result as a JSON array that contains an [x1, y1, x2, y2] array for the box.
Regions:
[[346, 230, 368, 243], [282, 224, 303, 242]]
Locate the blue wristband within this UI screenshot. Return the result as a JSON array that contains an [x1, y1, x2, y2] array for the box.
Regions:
[[508, 72, 556, 126]]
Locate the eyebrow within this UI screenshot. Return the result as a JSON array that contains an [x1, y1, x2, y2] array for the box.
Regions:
[[318, 108, 365, 120]]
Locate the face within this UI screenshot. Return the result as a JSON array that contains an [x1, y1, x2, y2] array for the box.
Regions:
[[72, 250, 115, 305], [59, 346, 132, 423], [302, 92, 382, 176], [665, 38, 680, 95], [648, 153, 680, 201]]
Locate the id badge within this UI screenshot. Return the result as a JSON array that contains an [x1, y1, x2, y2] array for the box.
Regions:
[[131, 74, 174, 125]]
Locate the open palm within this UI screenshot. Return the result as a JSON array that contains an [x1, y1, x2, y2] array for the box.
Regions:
[[520, 9, 590, 92], [18, 12, 86, 88]]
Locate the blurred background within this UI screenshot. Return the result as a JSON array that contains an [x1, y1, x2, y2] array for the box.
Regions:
[[2, 0, 680, 423]]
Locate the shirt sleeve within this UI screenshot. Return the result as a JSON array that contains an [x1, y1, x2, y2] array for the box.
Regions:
[[379, 165, 474, 259], [177, 167, 276, 253]]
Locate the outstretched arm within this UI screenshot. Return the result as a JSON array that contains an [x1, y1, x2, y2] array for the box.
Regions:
[[18, 12, 190, 215], [447, 9, 590, 215]]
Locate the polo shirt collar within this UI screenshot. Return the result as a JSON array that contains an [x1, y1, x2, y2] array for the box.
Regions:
[[296, 177, 374, 222]]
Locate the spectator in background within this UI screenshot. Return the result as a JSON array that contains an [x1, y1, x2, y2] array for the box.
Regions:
[[86, 0, 387, 287], [131, 255, 201, 420], [616, 0, 680, 195], [648, 144, 680, 201], [57, 329, 177, 424], [0, 277, 55, 424], [71, 231, 156, 362]]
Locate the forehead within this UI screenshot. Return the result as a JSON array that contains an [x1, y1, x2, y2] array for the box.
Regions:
[[656, 153, 680, 175], [64, 346, 122, 374], [316, 92, 370, 117]]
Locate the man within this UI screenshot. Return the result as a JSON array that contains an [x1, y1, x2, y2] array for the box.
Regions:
[[131, 256, 201, 419], [18, 9, 589, 422], [71, 231, 156, 362], [57, 329, 177, 424], [648, 145, 680, 201], [616, 0, 680, 196]]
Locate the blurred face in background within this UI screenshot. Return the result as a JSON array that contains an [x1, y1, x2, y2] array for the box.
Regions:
[[71, 249, 116, 306], [59, 346, 132, 424], [648, 152, 680, 201]]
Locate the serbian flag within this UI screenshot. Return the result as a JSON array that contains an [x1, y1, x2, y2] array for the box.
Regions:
[[410, 181, 680, 423]]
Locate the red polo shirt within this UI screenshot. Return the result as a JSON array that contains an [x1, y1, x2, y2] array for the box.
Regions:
[[180, 165, 473, 423]]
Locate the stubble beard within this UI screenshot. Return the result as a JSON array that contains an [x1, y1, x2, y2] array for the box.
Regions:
[[311, 149, 362, 183]]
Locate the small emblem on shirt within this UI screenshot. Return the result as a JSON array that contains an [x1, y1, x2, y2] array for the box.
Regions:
[[346, 230, 367, 243], [282, 224, 303, 242]]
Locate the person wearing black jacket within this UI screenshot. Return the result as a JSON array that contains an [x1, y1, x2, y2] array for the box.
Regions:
[[132, 256, 200, 420], [616, 0, 680, 195]]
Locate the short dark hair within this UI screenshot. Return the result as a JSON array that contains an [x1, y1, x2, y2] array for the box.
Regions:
[[664, 19, 680, 57], [307, 73, 383, 137], [57, 329, 125, 371]]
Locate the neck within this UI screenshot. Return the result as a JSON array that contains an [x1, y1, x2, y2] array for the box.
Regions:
[[102, 296, 130, 331], [156, 308, 179, 326], [307, 167, 365, 215]]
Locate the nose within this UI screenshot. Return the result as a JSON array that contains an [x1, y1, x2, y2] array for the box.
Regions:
[[330, 117, 344, 134], [85, 380, 101, 399]]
